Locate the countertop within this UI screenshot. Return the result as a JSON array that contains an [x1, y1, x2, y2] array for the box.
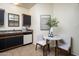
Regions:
[[0, 30, 33, 37]]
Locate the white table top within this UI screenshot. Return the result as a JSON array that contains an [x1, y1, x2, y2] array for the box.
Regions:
[[44, 35, 62, 41]]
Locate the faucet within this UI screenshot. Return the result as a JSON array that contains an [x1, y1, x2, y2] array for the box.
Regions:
[[13, 29, 15, 31]]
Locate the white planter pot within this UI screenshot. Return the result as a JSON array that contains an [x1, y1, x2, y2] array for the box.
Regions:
[[48, 27, 54, 37], [50, 27, 53, 33]]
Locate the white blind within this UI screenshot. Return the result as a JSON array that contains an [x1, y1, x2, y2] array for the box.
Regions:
[[40, 15, 51, 30]]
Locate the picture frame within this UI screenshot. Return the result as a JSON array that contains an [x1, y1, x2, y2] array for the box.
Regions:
[[40, 15, 51, 30]]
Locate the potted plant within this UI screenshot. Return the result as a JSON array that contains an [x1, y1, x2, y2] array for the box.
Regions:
[[46, 17, 59, 37]]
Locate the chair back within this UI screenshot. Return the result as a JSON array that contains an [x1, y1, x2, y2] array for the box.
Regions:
[[37, 33, 44, 42], [59, 34, 72, 48]]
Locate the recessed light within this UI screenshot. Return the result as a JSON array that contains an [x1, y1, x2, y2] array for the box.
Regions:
[[14, 3, 19, 5]]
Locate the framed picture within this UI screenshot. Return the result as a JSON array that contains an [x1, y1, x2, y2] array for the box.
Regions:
[[8, 13, 19, 27], [40, 15, 51, 30]]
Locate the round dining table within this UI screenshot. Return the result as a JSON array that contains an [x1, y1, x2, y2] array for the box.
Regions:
[[44, 35, 62, 56]]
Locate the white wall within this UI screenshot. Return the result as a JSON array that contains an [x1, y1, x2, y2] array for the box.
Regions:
[[0, 3, 30, 30], [53, 3, 79, 56], [0, 3, 79, 55], [30, 3, 53, 44], [30, 3, 79, 55]]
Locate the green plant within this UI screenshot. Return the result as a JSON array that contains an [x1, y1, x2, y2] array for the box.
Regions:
[[46, 17, 59, 28]]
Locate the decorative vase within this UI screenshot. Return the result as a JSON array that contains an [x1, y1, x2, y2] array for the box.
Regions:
[[50, 27, 53, 33], [48, 27, 53, 37]]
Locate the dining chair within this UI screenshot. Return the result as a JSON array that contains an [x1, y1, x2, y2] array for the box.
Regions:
[[35, 33, 48, 56], [58, 34, 73, 56]]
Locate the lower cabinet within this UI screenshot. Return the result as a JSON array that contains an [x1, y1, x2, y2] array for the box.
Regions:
[[6, 36, 23, 48], [0, 31, 33, 51], [0, 36, 23, 51], [0, 39, 6, 50]]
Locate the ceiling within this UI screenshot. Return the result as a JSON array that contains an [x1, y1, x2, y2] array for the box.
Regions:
[[17, 3, 36, 9]]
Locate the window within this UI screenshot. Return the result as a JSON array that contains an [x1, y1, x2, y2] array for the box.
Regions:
[[8, 13, 19, 27]]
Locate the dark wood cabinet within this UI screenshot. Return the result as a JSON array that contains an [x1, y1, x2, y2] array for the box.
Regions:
[[0, 31, 33, 52], [0, 9, 5, 25], [6, 36, 23, 48], [0, 36, 23, 51], [0, 39, 6, 50], [23, 14, 31, 26]]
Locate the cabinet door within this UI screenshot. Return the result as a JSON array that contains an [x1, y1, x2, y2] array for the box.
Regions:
[[23, 34, 32, 44], [0, 39, 6, 50], [23, 14, 31, 26], [6, 36, 23, 48]]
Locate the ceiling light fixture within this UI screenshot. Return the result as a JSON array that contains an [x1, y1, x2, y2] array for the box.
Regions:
[[14, 1, 19, 5]]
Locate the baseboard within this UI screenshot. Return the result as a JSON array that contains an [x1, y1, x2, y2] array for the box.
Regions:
[[70, 53, 76, 56], [71, 52, 79, 56]]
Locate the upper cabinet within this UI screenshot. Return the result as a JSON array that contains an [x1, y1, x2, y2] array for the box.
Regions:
[[22, 14, 31, 26], [0, 9, 5, 25]]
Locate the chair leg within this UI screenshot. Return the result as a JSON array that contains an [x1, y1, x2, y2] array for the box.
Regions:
[[43, 45, 47, 56], [68, 48, 72, 56], [47, 44, 50, 52], [66, 51, 69, 56], [57, 48, 60, 56], [43, 46, 45, 56], [65, 48, 72, 56], [35, 43, 37, 50]]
